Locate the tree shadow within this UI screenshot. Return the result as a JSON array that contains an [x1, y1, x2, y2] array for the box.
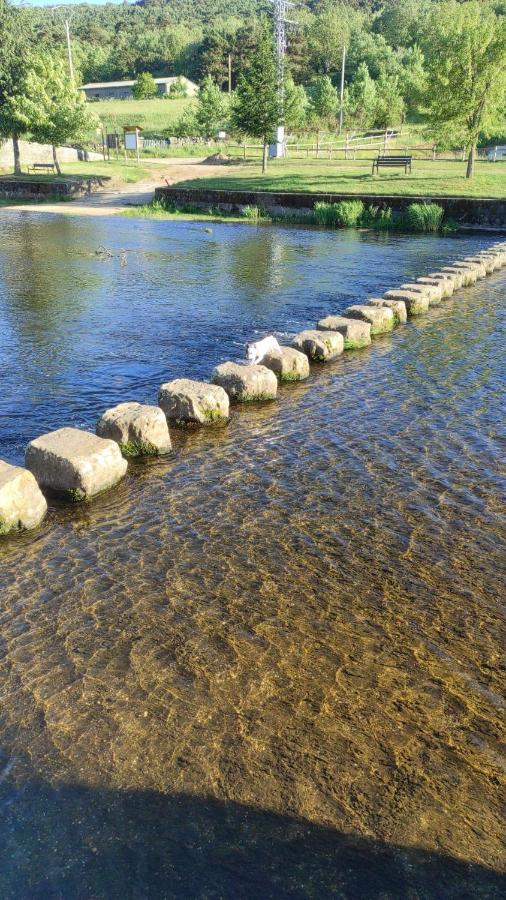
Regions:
[[0, 780, 504, 899]]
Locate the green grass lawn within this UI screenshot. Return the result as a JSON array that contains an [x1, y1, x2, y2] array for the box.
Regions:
[[178, 157, 506, 199], [89, 97, 192, 135]]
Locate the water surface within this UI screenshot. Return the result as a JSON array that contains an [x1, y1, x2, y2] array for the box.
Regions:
[[0, 213, 504, 898]]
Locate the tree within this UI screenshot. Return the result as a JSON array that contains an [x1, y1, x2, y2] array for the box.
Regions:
[[231, 29, 279, 173], [195, 75, 226, 139], [373, 73, 405, 130], [421, 0, 506, 177], [11, 54, 98, 175], [284, 76, 308, 133], [169, 76, 188, 98], [0, 0, 32, 174], [132, 71, 158, 99], [346, 62, 377, 130], [308, 75, 338, 128]]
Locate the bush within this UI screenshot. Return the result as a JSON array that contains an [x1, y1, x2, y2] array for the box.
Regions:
[[403, 202, 444, 233], [361, 204, 395, 230], [242, 205, 268, 220], [314, 200, 364, 227]]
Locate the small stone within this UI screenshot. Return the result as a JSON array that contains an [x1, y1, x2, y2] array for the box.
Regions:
[[159, 378, 229, 425], [260, 346, 310, 381], [343, 305, 395, 334], [96, 402, 172, 456], [383, 289, 430, 316], [366, 298, 407, 324], [212, 362, 278, 402], [316, 315, 371, 349], [426, 273, 455, 297], [26, 427, 128, 502], [400, 282, 442, 305], [0, 460, 47, 535], [292, 329, 344, 361]]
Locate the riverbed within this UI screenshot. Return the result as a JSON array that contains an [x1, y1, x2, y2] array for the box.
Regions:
[[0, 213, 504, 897]]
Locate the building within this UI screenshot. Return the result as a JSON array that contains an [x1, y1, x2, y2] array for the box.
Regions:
[[80, 76, 199, 101]]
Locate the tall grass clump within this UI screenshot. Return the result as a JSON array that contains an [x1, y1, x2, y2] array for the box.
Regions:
[[314, 199, 364, 227], [242, 205, 269, 220], [404, 202, 444, 233]]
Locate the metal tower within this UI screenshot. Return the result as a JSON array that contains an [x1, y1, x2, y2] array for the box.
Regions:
[[269, 0, 296, 157]]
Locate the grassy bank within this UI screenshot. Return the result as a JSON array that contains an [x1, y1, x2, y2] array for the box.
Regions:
[[89, 97, 192, 135], [177, 157, 506, 200]]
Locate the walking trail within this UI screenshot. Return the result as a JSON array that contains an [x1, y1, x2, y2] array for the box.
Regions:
[[1, 158, 246, 217]]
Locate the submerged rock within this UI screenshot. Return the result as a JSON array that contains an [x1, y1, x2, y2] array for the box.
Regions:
[[343, 305, 395, 334], [0, 460, 47, 535], [212, 362, 278, 402], [96, 402, 172, 455], [260, 346, 310, 381], [316, 315, 371, 349], [292, 329, 344, 361], [366, 298, 407, 325], [383, 289, 430, 316], [26, 427, 128, 502], [159, 378, 230, 425]]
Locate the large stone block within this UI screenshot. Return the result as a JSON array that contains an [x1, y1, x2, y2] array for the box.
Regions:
[[343, 305, 395, 334], [464, 255, 495, 274], [212, 362, 278, 402], [159, 379, 229, 425], [383, 289, 430, 316], [316, 315, 371, 349], [366, 297, 407, 325], [26, 427, 128, 501], [457, 259, 487, 279], [0, 460, 47, 535], [440, 267, 466, 289], [416, 276, 451, 299], [477, 251, 504, 271], [400, 282, 442, 305], [446, 264, 478, 285], [426, 273, 456, 297], [292, 329, 344, 361], [260, 346, 310, 381], [96, 402, 172, 456]]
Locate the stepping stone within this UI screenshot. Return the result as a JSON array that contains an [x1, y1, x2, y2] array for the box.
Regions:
[[96, 402, 172, 456], [465, 255, 495, 274], [292, 329, 344, 361], [383, 289, 430, 316], [366, 298, 407, 324], [477, 252, 503, 270], [440, 267, 467, 289], [26, 427, 128, 502], [212, 362, 278, 402], [159, 378, 229, 425], [401, 282, 442, 304], [343, 305, 395, 334], [426, 273, 456, 297], [0, 460, 47, 535], [416, 276, 452, 298], [259, 346, 310, 381], [316, 315, 371, 349], [446, 264, 478, 285], [457, 259, 487, 278]]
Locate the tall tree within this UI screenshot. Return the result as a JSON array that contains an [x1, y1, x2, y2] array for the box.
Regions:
[[132, 71, 158, 99], [421, 0, 506, 177], [0, 0, 31, 174], [308, 75, 338, 128], [284, 76, 308, 133], [231, 28, 278, 173], [346, 62, 376, 130], [195, 75, 226, 138], [12, 54, 97, 175]]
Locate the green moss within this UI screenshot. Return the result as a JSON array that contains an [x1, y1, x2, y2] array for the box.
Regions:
[[343, 337, 371, 350], [202, 407, 229, 424], [238, 392, 277, 402], [119, 441, 170, 457], [279, 371, 305, 382], [66, 487, 86, 503]]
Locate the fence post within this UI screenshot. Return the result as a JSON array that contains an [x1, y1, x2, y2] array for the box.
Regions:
[[243, 142, 246, 160]]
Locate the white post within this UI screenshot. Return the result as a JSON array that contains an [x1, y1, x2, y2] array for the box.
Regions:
[[339, 45, 346, 135]]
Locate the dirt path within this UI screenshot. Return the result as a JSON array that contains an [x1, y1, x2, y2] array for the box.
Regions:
[[1, 158, 247, 217]]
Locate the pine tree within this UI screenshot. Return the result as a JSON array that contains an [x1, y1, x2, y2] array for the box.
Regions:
[[308, 75, 338, 128], [195, 75, 226, 139], [232, 28, 279, 173]]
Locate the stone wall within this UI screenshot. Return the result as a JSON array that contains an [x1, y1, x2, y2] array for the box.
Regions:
[[0, 139, 102, 169], [0, 176, 109, 200], [155, 186, 506, 229]]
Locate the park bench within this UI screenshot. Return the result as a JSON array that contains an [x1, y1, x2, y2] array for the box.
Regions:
[[27, 163, 56, 175], [372, 155, 412, 175]]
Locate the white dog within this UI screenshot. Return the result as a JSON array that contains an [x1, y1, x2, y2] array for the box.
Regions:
[[246, 335, 281, 364]]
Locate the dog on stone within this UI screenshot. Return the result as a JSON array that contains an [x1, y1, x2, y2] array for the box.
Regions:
[[246, 335, 280, 365]]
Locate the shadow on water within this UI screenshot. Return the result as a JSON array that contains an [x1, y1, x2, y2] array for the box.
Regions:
[[1, 780, 504, 900]]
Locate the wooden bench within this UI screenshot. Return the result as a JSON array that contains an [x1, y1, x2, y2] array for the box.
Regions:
[[27, 163, 56, 175], [372, 155, 412, 175]]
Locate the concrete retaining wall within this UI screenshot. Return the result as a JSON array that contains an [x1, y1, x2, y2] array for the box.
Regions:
[[0, 139, 102, 168], [0, 176, 109, 200], [154, 186, 506, 229]]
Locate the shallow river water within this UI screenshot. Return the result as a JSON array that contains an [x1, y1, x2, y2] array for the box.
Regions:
[[0, 212, 505, 898]]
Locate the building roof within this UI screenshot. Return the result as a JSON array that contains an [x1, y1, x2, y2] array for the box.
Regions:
[[80, 77, 197, 90]]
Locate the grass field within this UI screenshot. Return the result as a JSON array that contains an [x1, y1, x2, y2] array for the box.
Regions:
[[89, 97, 192, 135], [178, 157, 506, 199]]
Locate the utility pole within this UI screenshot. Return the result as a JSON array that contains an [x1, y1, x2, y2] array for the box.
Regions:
[[64, 18, 75, 84], [49, 6, 75, 83], [228, 53, 232, 94], [268, 0, 297, 159], [339, 44, 346, 135]]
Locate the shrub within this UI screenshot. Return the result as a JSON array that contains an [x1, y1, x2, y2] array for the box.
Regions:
[[361, 204, 395, 230], [242, 205, 268, 220], [404, 202, 444, 233], [314, 199, 364, 227]]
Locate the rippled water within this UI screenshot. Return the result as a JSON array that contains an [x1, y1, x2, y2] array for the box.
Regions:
[[0, 212, 505, 898]]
